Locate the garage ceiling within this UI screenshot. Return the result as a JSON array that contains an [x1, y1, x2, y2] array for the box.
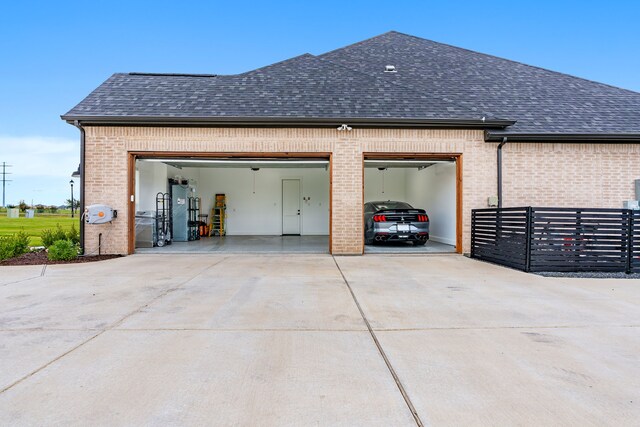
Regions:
[[364, 159, 454, 169], [139, 158, 453, 169], [139, 158, 329, 169]]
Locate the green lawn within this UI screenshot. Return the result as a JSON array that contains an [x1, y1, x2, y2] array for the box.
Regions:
[[0, 214, 79, 246]]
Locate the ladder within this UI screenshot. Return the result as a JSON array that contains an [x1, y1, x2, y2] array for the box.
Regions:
[[209, 194, 227, 236]]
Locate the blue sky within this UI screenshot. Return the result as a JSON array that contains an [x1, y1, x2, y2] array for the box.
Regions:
[[1, 0, 639, 205]]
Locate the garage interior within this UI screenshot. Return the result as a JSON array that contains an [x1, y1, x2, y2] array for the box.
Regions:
[[133, 156, 330, 254], [364, 157, 458, 254]]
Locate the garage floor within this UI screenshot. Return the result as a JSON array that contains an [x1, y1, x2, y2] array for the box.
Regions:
[[137, 236, 454, 255], [365, 239, 455, 254], [136, 235, 330, 254], [1, 254, 639, 425]]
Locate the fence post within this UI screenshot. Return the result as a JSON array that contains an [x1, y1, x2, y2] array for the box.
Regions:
[[471, 210, 476, 258], [626, 209, 633, 274], [525, 207, 533, 272]]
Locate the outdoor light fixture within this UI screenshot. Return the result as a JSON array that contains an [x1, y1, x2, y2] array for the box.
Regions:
[[71, 164, 81, 178], [336, 124, 352, 131]]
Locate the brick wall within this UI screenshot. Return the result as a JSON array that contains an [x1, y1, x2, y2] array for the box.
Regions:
[[503, 143, 640, 207], [82, 126, 640, 255]]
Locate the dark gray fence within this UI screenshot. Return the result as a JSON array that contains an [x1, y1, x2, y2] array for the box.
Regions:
[[633, 210, 640, 273], [471, 207, 640, 273]]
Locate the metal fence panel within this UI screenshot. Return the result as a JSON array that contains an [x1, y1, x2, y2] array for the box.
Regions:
[[471, 207, 639, 274], [471, 208, 529, 271], [632, 211, 640, 273], [529, 208, 631, 272]]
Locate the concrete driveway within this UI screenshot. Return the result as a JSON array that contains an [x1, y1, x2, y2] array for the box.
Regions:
[[1, 254, 639, 426]]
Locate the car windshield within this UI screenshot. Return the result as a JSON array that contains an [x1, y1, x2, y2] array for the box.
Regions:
[[373, 201, 413, 210]]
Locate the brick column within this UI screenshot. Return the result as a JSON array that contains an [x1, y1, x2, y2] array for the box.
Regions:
[[331, 136, 363, 254]]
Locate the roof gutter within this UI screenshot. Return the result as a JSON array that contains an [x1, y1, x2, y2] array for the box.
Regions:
[[485, 131, 640, 143], [71, 120, 85, 255], [61, 115, 516, 129]]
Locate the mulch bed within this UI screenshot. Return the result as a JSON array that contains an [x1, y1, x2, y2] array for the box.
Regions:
[[534, 271, 640, 279], [0, 250, 121, 266]]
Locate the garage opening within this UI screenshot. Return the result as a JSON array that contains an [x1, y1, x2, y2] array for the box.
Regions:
[[132, 155, 331, 254], [363, 155, 460, 254]]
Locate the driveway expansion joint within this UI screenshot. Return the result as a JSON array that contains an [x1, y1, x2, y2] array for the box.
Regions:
[[0, 275, 42, 288], [332, 256, 424, 427], [0, 256, 229, 396]]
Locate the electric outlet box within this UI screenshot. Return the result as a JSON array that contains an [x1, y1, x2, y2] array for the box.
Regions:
[[623, 200, 639, 210], [487, 196, 499, 208], [85, 204, 115, 224]]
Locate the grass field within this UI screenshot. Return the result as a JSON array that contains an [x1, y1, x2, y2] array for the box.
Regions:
[[0, 214, 79, 246]]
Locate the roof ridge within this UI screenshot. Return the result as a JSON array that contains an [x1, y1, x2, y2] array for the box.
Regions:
[[237, 53, 315, 75], [317, 56, 502, 121], [128, 72, 218, 78], [382, 31, 640, 96], [316, 31, 398, 59]]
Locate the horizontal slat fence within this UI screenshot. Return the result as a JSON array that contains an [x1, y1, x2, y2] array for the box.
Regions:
[[471, 207, 639, 274], [632, 211, 640, 273], [471, 207, 530, 271]]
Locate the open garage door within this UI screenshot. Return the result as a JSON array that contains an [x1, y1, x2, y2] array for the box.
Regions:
[[363, 155, 461, 254], [132, 155, 331, 254]]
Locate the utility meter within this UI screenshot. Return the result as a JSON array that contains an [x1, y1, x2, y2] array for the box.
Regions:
[[85, 204, 115, 224]]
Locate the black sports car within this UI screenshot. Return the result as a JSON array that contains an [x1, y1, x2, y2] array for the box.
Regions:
[[364, 201, 430, 245]]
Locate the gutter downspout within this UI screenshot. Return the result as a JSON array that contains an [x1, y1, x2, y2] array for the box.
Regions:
[[497, 137, 507, 208], [72, 120, 85, 254]]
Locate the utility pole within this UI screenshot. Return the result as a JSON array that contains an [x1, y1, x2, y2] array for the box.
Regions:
[[1, 162, 12, 208]]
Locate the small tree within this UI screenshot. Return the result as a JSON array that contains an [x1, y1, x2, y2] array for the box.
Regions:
[[65, 199, 80, 212], [18, 200, 28, 212], [48, 205, 58, 213]]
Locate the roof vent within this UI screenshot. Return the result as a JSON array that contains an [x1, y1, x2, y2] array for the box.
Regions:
[[384, 65, 397, 73]]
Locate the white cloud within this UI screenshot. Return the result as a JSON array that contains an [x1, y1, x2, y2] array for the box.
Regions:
[[0, 135, 79, 178], [0, 135, 80, 206]]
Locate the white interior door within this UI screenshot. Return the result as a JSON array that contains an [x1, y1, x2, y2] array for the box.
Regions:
[[282, 179, 301, 235]]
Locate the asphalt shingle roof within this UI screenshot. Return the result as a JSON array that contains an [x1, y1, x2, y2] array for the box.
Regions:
[[63, 31, 640, 136], [320, 31, 640, 135], [64, 54, 489, 120]]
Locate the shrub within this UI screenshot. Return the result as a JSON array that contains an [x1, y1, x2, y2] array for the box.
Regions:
[[66, 223, 80, 245], [0, 231, 30, 261], [41, 225, 67, 248], [48, 205, 58, 213], [47, 240, 78, 261]]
